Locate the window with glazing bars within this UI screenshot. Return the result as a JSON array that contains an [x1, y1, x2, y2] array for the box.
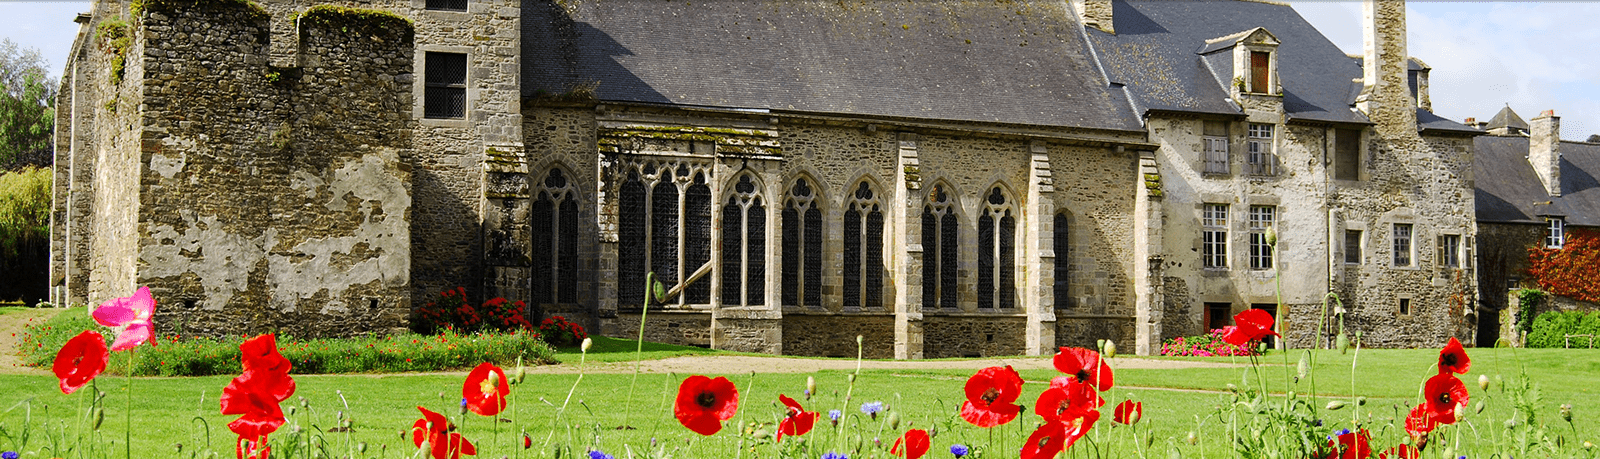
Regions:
[[922, 185, 958, 310], [1248, 205, 1275, 270], [1547, 218, 1565, 248], [1053, 212, 1071, 308], [977, 187, 1015, 309], [426, 0, 467, 11], [782, 178, 823, 308], [1437, 234, 1461, 268], [424, 52, 466, 119], [1344, 230, 1362, 264], [844, 181, 885, 310], [1246, 123, 1275, 175], [531, 168, 580, 307], [721, 174, 766, 306], [617, 163, 711, 308], [1203, 121, 1229, 174], [1202, 204, 1228, 269], [1393, 223, 1413, 267]]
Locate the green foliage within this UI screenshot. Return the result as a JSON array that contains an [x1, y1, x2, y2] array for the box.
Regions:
[[1525, 310, 1600, 348], [18, 308, 556, 376], [95, 18, 132, 86], [298, 5, 414, 41], [0, 39, 56, 169], [412, 287, 535, 334], [0, 167, 51, 257], [1517, 288, 1547, 335], [538, 315, 588, 347], [131, 0, 269, 20]]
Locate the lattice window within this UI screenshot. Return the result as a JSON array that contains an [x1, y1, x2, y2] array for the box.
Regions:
[[721, 173, 766, 306], [616, 161, 713, 307], [922, 185, 959, 310], [1345, 230, 1363, 264], [1246, 123, 1276, 176], [978, 187, 1016, 309], [1393, 223, 1413, 267], [532, 168, 581, 306], [1547, 218, 1565, 249], [1053, 212, 1071, 309], [1439, 234, 1461, 268], [844, 181, 885, 310], [1248, 205, 1275, 270], [425, 0, 466, 11], [1202, 204, 1228, 269], [782, 178, 823, 308], [424, 52, 466, 119]]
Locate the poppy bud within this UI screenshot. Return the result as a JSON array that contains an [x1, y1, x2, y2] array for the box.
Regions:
[[1296, 355, 1309, 381], [652, 280, 667, 302], [1336, 333, 1350, 354], [887, 412, 901, 430], [581, 337, 593, 353], [488, 370, 501, 387], [1356, 397, 1366, 406], [856, 335, 864, 347], [1265, 225, 1277, 246], [806, 376, 816, 400], [1474, 400, 1485, 414], [289, 407, 297, 416], [1326, 401, 1346, 411], [1478, 374, 1489, 391], [1583, 441, 1593, 450], [1104, 340, 1117, 358], [1561, 404, 1573, 422], [848, 374, 856, 384], [358, 442, 368, 453], [1186, 431, 1198, 445], [753, 429, 770, 440], [94, 408, 104, 430]]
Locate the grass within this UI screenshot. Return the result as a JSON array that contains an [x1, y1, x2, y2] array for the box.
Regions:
[[1, 346, 1596, 458], [0, 306, 39, 316], [549, 335, 733, 364]]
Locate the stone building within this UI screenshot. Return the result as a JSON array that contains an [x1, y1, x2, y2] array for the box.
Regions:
[[1469, 107, 1600, 347], [51, 0, 1480, 356]]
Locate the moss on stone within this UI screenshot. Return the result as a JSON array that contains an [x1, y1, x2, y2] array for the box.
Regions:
[[95, 17, 131, 85], [132, 0, 269, 21], [299, 5, 414, 42]]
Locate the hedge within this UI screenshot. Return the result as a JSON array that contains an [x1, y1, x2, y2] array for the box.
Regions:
[[1525, 310, 1600, 348]]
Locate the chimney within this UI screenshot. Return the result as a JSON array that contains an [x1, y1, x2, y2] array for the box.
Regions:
[[1072, 0, 1115, 34], [1530, 110, 1562, 196], [1357, 0, 1418, 136]]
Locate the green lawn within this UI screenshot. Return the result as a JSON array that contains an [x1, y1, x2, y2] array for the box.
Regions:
[[0, 306, 35, 317], [0, 348, 1595, 459], [549, 335, 735, 364]]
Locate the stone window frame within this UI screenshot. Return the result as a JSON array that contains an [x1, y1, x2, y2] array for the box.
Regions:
[[921, 182, 961, 311], [1437, 233, 1462, 269], [1201, 203, 1229, 270], [1546, 217, 1565, 249], [1246, 123, 1277, 176], [1333, 127, 1366, 182], [1344, 229, 1364, 265], [1247, 205, 1275, 271], [1202, 120, 1230, 176], [416, 45, 474, 128], [616, 158, 715, 310], [781, 175, 825, 310], [1396, 295, 1414, 318], [1053, 210, 1073, 309], [424, 0, 468, 12], [842, 179, 887, 311], [976, 184, 1018, 310], [720, 171, 768, 307], [530, 166, 583, 308], [1392, 222, 1415, 268]]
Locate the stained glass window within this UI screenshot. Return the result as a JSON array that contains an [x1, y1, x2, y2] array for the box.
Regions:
[[922, 185, 959, 310], [720, 173, 766, 306], [978, 187, 1015, 309], [783, 178, 823, 308], [844, 181, 884, 310]]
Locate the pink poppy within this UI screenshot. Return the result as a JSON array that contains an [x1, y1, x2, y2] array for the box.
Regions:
[[92, 286, 157, 351]]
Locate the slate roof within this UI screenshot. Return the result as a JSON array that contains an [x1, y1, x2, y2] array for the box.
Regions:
[[521, 0, 1142, 131], [1086, 0, 1369, 125], [1475, 136, 1600, 226], [1485, 106, 1530, 133]]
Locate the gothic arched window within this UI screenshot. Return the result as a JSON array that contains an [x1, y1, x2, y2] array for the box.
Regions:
[[978, 187, 1016, 309], [844, 181, 884, 310], [721, 173, 766, 306], [922, 184, 958, 310], [532, 168, 580, 306], [618, 162, 712, 307], [1053, 211, 1071, 309], [782, 178, 823, 308]]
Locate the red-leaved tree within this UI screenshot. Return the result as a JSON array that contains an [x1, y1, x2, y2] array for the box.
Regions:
[[1528, 228, 1600, 303]]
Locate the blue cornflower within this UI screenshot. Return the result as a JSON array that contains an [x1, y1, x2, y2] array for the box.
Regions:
[[860, 401, 884, 415], [2, 451, 18, 459], [589, 450, 615, 459], [951, 444, 970, 457], [821, 452, 849, 459], [829, 409, 843, 421]]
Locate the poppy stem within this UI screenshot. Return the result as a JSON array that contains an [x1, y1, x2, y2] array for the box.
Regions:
[[124, 347, 134, 459], [624, 272, 657, 431]]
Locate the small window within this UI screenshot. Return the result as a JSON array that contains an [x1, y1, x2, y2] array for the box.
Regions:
[[1547, 218, 1565, 248], [1440, 234, 1461, 268], [1250, 51, 1271, 93], [1398, 298, 1412, 316], [1344, 230, 1362, 264], [1053, 212, 1071, 308], [1202, 204, 1228, 269], [1248, 205, 1275, 270], [1393, 223, 1413, 267], [1334, 128, 1361, 181], [1203, 121, 1229, 175], [424, 52, 467, 119], [1247, 123, 1276, 176], [1205, 302, 1232, 331], [425, 0, 467, 11]]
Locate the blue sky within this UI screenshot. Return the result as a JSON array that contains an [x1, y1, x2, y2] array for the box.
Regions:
[[3, 1, 1597, 140]]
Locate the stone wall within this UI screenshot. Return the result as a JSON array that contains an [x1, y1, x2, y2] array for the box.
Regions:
[[1055, 316, 1135, 350], [922, 315, 1027, 358], [604, 311, 713, 348], [781, 314, 895, 359], [87, 1, 150, 304]]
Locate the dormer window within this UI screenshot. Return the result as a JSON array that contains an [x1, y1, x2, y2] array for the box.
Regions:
[[1250, 51, 1270, 93], [1200, 27, 1279, 96]]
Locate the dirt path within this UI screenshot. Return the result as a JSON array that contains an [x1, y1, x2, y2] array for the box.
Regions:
[[0, 307, 58, 376], [524, 354, 1241, 375]]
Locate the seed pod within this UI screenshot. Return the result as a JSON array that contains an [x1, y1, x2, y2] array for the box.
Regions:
[[581, 337, 593, 353], [1326, 401, 1346, 411], [1336, 333, 1350, 354], [1104, 340, 1117, 358], [887, 411, 902, 430]]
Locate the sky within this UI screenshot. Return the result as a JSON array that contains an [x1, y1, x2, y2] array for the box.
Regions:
[[2, 1, 1598, 140]]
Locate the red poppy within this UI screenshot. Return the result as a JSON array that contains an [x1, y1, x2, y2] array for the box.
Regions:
[[1052, 347, 1114, 392], [1112, 400, 1142, 425], [411, 406, 476, 459], [221, 369, 288, 441], [53, 330, 109, 395], [237, 334, 295, 402], [1320, 429, 1372, 459], [1223, 309, 1279, 347], [1036, 376, 1104, 423], [776, 394, 817, 441], [463, 362, 510, 416], [890, 429, 930, 459], [1436, 337, 1470, 375], [1404, 403, 1437, 440], [1423, 373, 1468, 424], [674, 375, 739, 436], [1022, 409, 1099, 459], [236, 435, 271, 459], [1379, 444, 1421, 459], [960, 365, 1024, 427]]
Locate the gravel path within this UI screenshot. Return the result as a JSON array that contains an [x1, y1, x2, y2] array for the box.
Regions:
[[0, 307, 57, 376], [522, 354, 1242, 375]]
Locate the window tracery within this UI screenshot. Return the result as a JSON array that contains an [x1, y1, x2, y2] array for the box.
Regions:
[[843, 181, 884, 310], [977, 186, 1016, 309], [721, 173, 766, 306], [782, 177, 823, 308], [922, 184, 959, 310]]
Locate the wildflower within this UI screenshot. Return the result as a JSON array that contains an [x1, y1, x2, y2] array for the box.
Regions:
[[1321, 429, 1371, 459], [890, 429, 930, 459], [949, 444, 969, 457], [53, 330, 109, 394], [588, 450, 615, 459], [960, 366, 1024, 428], [821, 452, 849, 459], [1112, 400, 1142, 425], [776, 394, 818, 441], [1052, 347, 1113, 392], [1, 452, 16, 459], [463, 362, 510, 416], [1035, 376, 1104, 424], [1424, 374, 1469, 424], [1379, 444, 1421, 459], [1022, 422, 1072, 459], [1222, 309, 1278, 347], [92, 286, 157, 350], [222, 335, 295, 446], [236, 436, 271, 459], [1437, 337, 1470, 375], [411, 406, 476, 459], [828, 409, 842, 426], [238, 334, 295, 401], [860, 401, 885, 419], [523, 433, 532, 449], [674, 375, 739, 436]]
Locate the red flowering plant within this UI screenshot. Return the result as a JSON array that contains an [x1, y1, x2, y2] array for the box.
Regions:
[[53, 330, 108, 395], [1159, 329, 1259, 357], [220, 334, 295, 457], [413, 287, 534, 334], [1527, 227, 1600, 303], [539, 315, 588, 347], [775, 394, 817, 442], [462, 362, 510, 417], [959, 365, 1024, 428], [890, 429, 930, 459], [412, 406, 476, 459], [674, 375, 739, 436]]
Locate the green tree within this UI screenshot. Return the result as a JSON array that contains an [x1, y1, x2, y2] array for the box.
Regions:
[[1, 38, 56, 170], [0, 166, 50, 255]]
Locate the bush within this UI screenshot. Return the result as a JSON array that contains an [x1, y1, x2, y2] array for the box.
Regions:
[[539, 315, 588, 347], [1159, 329, 1258, 357], [1525, 310, 1600, 348], [412, 287, 533, 334], [20, 308, 557, 376]]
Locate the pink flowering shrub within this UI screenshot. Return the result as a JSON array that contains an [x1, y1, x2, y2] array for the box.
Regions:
[[1159, 328, 1258, 357]]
